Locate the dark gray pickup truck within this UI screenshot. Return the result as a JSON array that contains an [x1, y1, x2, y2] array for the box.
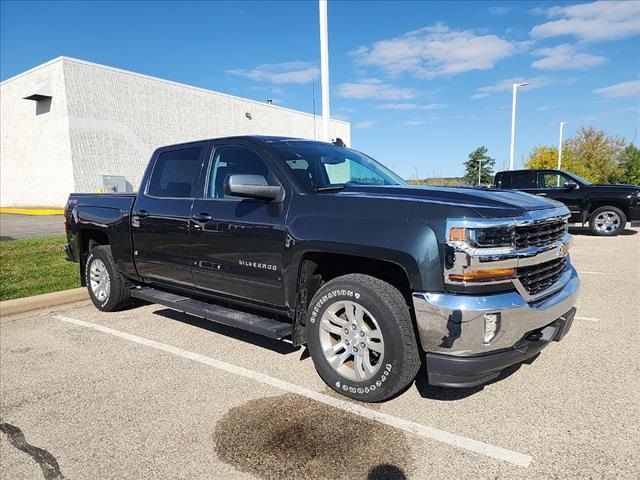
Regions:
[[65, 136, 580, 402]]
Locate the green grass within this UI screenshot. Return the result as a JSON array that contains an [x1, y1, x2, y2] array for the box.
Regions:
[[0, 235, 80, 301]]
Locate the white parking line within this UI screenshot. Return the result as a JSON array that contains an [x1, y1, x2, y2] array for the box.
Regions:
[[54, 314, 532, 468], [571, 249, 613, 253], [575, 316, 600, 322], [577, 271, 605, 275]]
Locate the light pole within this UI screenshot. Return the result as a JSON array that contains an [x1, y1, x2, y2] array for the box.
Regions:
[[557, 121, 567, 170], [477, 158, 483, 186], [319, 0, 331, 142], [509, 82, 529, 170]]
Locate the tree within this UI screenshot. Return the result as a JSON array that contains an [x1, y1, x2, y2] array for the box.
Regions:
[[463, 146, 495, 185], [564, 126, 625, 183], [619, 144, 640, 185], [524, 126, 627, 184], [525, 145, 559, 170]]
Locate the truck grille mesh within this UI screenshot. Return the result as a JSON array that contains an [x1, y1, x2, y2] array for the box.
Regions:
[[515, 220, 567, 249], [517, 257, 567, 296]]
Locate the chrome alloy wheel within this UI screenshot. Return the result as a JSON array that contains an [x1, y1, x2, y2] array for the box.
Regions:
[[89, 258, 111, 302], [319, 301, 385, 382], [594, 210, 621, 234]]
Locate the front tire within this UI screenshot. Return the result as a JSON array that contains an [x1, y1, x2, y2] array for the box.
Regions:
[[85, 245, 131, 311], [589, 206, 626, 236], [306, 274, 420, 402]]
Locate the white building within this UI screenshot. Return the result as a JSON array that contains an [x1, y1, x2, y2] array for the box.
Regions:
[[0, 57, 350, 207]]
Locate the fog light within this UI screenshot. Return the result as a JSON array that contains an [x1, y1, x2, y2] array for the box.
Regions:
[[483, 313, 500, 344]]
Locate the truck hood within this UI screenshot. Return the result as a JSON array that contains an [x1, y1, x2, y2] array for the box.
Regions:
[[332, 184, 562, 218]]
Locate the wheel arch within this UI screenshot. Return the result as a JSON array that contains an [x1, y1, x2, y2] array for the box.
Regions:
[[585, 201, 629, 221], [290, 251, 418, 347]]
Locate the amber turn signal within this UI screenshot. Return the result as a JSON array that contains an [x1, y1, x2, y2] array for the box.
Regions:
[[449, 227, 467, 241], [449, 268, 516, 282]]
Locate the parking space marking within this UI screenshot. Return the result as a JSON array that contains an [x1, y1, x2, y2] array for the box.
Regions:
[[571, 249, 613, 253], [575, 316, 600, 322], [54, 314, 532, 467], [577, 271, 605, 275]]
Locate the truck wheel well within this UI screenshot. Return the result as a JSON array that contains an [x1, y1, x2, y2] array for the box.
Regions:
[[291, 253, 415, 348], [80, 229, 110, 254], [77, 229, 110, 287], [299, 253, 412, 306], [587, 201, 629, 220]]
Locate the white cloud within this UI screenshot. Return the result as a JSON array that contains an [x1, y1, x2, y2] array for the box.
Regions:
[[593, 80, 640, 98], [470, 76, 557, 99], [355, 120, 377, 129], [535, 105, 558, 112], [227, 62, 319, 84], [532, 43, 605, 70], [421, 103, 447, 110], [404, 119, 427, 126], [350, 23, 520, 78], [336, 78, 418, 100], [531, 1, 640, 42], [489, 6, 511, 16], [376, 102, 446, 110], [377, 103, 417, 110]]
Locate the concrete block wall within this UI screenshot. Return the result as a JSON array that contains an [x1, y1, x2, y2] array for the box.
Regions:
[[0, 57, 351, 207], [0, 59, 75, 207]]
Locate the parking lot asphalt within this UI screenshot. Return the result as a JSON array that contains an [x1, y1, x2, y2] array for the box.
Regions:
[[1, 229, 639, 479], [0, 214, 65, 241]]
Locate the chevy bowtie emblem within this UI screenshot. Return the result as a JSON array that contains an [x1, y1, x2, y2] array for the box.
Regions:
[[560, 242, 571, 256]]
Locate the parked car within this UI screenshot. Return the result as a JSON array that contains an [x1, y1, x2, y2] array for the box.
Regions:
[[494, 169, 640, 236], [65, 136, 579, 402]]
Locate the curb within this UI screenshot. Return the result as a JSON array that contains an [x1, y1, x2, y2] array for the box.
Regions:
[[0, 288, 88, 317], [0, 208, 64, 215]]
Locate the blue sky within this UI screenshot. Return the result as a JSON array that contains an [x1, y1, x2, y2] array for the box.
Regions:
[[1, 0, 639, 178]]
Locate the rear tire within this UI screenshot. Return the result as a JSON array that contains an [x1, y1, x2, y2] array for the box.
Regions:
[[306, 274, 420, 402], [589, 206, 626, 236], [85, 245, 131, 311]]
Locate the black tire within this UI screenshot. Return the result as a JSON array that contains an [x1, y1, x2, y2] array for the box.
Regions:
[[85, 245, 131, 311], [588, 206, 626, 236], [306, 274, 420, 402]]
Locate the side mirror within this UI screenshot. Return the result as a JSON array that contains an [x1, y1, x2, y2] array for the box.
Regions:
[[564, 180, 578, 190], [224, 174, 283, 201]]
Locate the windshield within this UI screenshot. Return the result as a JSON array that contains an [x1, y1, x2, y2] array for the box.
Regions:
[[271, 141, 405, 191], [564, 171, 592, 185]]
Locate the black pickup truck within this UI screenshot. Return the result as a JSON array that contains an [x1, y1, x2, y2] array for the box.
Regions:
[[65, 136, 579, 402], [494, 169, 640, 236]]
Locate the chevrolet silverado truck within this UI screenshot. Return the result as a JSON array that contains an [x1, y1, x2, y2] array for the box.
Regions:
[[494, 169, 640, 236], [65, 136, 579, 402]]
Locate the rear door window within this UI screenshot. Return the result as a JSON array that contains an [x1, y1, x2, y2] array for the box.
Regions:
[[510, 172, 537, 189], [147, 147, 202, 198]]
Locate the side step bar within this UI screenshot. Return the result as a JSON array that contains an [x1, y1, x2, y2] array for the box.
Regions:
[[131, 287, 292, 340]]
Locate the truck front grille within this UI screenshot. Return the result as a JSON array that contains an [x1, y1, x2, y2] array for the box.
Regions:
[[515, 220, 567, 249], [517, 257, 567, 296]]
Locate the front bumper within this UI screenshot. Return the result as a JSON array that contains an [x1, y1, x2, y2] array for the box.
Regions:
[[412, 266, 580, 387], [425, 309, 575, 388]]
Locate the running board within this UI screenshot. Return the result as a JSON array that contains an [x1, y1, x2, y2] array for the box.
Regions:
[[131, 287, 292, 340]]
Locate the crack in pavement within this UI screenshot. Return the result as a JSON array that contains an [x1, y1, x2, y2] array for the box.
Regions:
[[0, 422, 65, 480]]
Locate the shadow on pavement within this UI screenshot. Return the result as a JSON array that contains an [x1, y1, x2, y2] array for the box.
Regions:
[[152, 307, 299, 355], [569, 226, 638, 236]]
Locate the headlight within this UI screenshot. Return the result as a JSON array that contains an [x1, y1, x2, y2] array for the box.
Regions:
[[449, 226, 515, 248], [446, 222, 517, 284]]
